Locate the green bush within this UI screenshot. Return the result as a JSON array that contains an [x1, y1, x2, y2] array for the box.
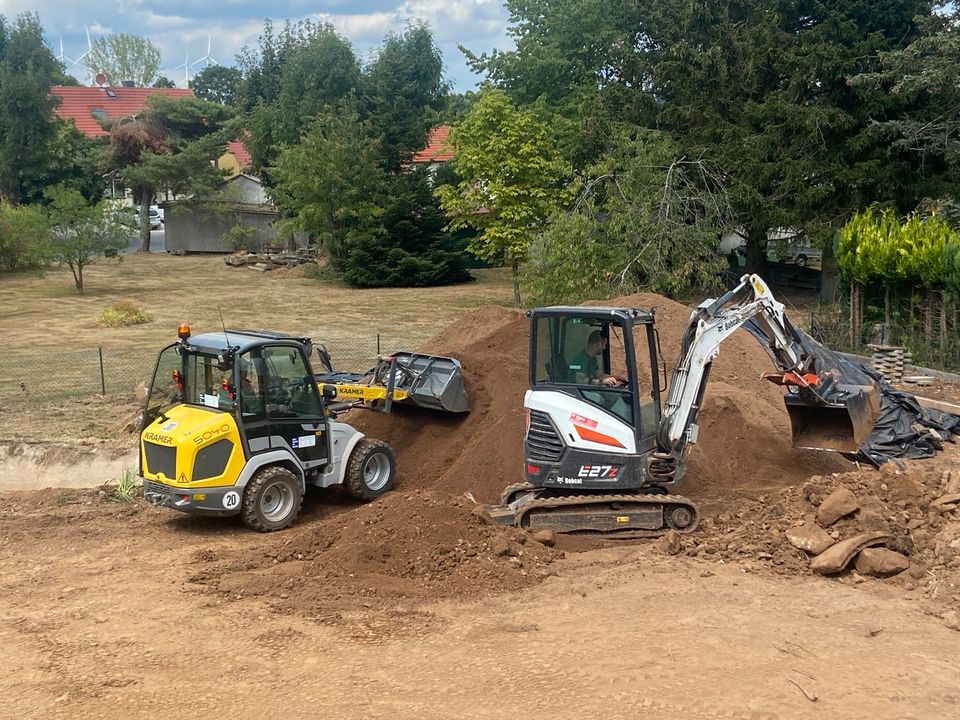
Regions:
[[97, 301, 152, 327], [0, 201, 49, 271]]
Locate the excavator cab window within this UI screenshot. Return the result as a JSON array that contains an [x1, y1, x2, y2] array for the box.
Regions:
[[531, 312, 660, 440]]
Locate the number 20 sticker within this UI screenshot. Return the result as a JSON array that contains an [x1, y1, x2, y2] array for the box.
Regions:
[[222, 491, 240, 509]]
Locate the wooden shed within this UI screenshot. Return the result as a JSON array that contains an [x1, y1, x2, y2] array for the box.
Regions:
[[163, 175, 303, 253]]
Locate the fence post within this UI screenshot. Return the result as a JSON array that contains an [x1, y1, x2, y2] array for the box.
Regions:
[[98, 347, 106, 395], [377, 333, 381, 356]]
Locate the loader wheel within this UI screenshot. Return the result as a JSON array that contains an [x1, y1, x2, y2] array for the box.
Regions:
[[345, 438, 395, 501], [241, 466, 302, 532]]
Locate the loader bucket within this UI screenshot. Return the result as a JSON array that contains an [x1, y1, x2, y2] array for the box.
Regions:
[[784, 385, 880, 452], [388, 351, 469, 413]]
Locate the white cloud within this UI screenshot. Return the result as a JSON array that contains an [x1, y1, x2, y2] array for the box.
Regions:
[[4, 0, 512, 89]]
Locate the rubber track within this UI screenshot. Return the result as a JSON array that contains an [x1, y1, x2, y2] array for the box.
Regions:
[[512, 492, 700, 538]]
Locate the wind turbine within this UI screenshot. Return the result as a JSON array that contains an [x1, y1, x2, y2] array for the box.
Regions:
[[66, 28, 93, 84], [190, 36, 219, 72], [174, 52, 192, 86]]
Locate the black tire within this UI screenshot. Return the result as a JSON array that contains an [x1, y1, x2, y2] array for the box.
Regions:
[[344, 438, 395, 501], [241, 465, 302, 532], [795, 253, 808, 268]]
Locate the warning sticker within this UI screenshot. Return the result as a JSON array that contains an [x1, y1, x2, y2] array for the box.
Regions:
[[292, 435, 316, 449]]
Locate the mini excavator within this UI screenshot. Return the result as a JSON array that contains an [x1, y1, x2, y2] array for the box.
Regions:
[[487, 274, 880, 537]]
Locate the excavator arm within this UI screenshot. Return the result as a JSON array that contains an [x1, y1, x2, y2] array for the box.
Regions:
[[656, 274, 878, 463]]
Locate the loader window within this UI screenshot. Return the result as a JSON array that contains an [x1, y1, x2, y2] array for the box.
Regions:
[[145, 344, 182, 422], [262, 345, 321, 418], [182, 352, 230, 410]]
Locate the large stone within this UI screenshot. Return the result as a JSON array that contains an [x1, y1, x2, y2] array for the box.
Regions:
[[785, 524, 835, 555], [531, 529, 556, 547], [817, 487, 860, 527], [657, 530, 683, 556], [810, 531, 891, 575], [853, 548, 910, 578], [930, 493, 960, 510]]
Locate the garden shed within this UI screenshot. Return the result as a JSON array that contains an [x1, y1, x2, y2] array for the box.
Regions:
[[162, 175, 302, 253]]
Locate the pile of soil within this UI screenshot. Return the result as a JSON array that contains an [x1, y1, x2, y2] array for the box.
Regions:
[[188, 488, 561, 615], [662, 443, 960, 614], [350, 293, 848, 504]]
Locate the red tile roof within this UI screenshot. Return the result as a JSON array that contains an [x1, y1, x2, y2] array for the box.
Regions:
[[226, 140, 252, 171], [51, 85, 195, 137], [411, 125, 453, 163]]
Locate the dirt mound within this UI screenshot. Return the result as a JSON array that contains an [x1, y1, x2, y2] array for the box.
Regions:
[[673, 444, 960, 612], [351, 292, 847, 503], [188, 489, 561, 615]]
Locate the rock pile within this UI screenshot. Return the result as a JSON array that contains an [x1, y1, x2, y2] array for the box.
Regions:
[[224, 247, 319, 272]]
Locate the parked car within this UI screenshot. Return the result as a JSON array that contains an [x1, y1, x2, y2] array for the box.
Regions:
[[114, 206, 162, 230], [766, 240, 822, 268]]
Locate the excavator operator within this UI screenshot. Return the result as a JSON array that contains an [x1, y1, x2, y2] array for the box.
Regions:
[[570, 329, 619, 387]]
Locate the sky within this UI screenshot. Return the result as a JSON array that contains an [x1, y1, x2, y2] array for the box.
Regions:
[[0, 0, 514, 91]]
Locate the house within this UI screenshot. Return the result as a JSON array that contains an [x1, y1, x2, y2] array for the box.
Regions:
[[218, 140, 254, 178], [52, 84, 255, 202], [51, 85, 195, 138], [162, 174, 299, 254], [409, 125, 453, 175]]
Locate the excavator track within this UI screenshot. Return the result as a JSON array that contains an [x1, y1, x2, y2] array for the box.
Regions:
[[487, 491, 700, 538]]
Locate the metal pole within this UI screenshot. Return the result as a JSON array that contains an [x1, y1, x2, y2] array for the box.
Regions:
[[377, 333, 381, 356], [98, 347, 106, 395]]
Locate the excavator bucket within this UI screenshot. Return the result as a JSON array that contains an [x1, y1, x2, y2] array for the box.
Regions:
[[784, 385, 880, 452], [382, 351, 469, 413]]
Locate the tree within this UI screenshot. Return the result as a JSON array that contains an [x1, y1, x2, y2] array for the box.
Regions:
[[340, 168, 472, 287], [237, 20, 361, 175], [190, 65, 242, 105], [153, 75, 176, 88], [41, 186, 128, 293], [468, 0, 942, 276], [524, 128, 732, 305], [435, 89, 572, 306], [852, 5, 960, 189], [103, 94, 234, 251], [21, 121, 105, 205], [364, 23, 446, 171], [0, 12, 62, 205], [269, 104, 385, 268], [0, 201, 48, 271], [85, 33, 161, 87]]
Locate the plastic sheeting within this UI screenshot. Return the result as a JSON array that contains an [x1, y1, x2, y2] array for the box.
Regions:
[[745, 321, 960, 467]]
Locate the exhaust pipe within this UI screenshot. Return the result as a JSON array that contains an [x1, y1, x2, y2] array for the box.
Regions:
[[784, 385, 880, 452]]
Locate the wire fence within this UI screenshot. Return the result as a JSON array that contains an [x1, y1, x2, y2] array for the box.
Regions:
[[0, 333, 423, 409]]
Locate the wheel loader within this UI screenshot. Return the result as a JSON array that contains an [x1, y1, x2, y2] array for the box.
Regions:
[[487, 274, 880, 537], [139, 325, 467, 531]]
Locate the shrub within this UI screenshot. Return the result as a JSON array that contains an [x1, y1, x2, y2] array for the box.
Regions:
[[97, 301, 152, 327]]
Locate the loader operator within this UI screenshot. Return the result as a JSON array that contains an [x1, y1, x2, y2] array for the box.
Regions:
[[570, 330, 619, 387]]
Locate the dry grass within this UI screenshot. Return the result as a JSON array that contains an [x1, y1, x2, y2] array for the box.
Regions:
[[0, 254, 514, 353], [96, 300, 152, 328], [0, 254, 514, 440]]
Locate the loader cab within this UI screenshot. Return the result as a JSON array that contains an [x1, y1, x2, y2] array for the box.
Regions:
[[143, 330, 330, 470], [529, 307, 662, 445]]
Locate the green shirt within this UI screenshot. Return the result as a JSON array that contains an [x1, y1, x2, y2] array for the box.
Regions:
[[569, 349, 598, 384]]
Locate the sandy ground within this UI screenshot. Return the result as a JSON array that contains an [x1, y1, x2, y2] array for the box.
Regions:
[[3, 265, 959, 718], [0, 490, 957, 720]]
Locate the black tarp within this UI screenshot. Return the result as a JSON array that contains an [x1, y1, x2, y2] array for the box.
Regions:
[[744, 322, 960, 467]]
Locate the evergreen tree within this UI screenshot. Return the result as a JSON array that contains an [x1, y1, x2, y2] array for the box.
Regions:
[[341, 168, 471, 287]]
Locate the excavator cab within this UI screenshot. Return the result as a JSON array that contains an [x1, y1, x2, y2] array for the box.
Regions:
[[526, 307, 664, 479]]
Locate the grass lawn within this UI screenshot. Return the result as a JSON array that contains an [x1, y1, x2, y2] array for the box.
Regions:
[[0, 254, 514, 429]]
